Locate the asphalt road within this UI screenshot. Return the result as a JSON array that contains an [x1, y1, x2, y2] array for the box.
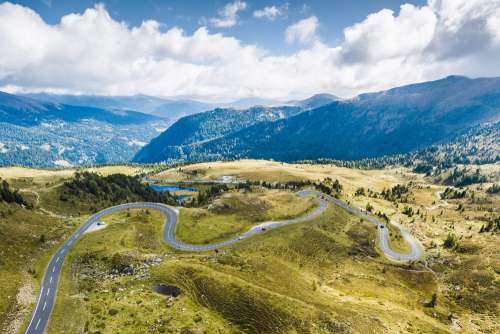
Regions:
[[25, 190, 422, 334]]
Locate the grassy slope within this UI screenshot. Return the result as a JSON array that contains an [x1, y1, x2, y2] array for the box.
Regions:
[[47, 197, 450, 333], [154, 160, 500, 333], [153, 159, 412, 193], [47, 209, 232, 334], [175, 189, 316, 244], [0, 201, 78, 333], [0, 165, 152, 180], [0, 165, 147, 334], [386, 222, 412, 254], [2, 161, 498, 333]]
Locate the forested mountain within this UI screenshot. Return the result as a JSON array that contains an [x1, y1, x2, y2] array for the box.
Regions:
[[298, 123, 499, 170], [135, 76, 500, 163], [0, 92, 169, 167], [0, 92, 158, 126], [133, 105, 304, 163]]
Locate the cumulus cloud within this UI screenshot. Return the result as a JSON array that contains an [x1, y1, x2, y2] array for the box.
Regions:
[[210, 1, 247, 28], [341, 5, 437, 63], [1, 0, 500, 100], [253, 4, 286, 20], [285, 16, 319, 44]]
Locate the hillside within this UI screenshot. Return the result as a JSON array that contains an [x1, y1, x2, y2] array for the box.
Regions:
[[0, 92, 158, 126], [0, 92, 169, 167], [3, 162, 496, 333], [133, 105, 304, 163], [298, 123, 499, 172], [136, 76, 500, 163]]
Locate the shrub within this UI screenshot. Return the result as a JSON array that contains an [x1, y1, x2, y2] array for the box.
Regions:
[[486, 184, 500, 194], [424, 293, 437, 308], [108, 308, 118, 316], [365, 203, 373, 212], [443, 233, 458, 249]]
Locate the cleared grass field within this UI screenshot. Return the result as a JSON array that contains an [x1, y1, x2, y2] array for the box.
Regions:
[[0, 165, 148, 180], [153, 159, 415, 193], [175, 189, 317, 244]]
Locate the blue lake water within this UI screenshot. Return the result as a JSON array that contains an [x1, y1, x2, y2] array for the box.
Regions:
[[149, 184, 198, 193], [149, 184, 198, 199]]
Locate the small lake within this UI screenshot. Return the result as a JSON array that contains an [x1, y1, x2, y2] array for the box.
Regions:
[[151, 284, 182, 297], [149, 184, 198, 193]]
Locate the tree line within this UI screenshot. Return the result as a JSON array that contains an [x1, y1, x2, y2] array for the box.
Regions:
[[0, 178, 30, 208]]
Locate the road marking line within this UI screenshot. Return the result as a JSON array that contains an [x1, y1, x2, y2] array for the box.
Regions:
[[49, 276, 53, 284], [52, 266, 55, 273], [47, 288, 50, 296], [35, 318, 41, 330], [26, 286, 43, 330], [43, 301, 47, 311], [56, 256, 60, 263]]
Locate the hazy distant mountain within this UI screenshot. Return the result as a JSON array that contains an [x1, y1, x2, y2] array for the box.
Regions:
[[287, 93, 340, 110], [150, 99, 213, 119], [23, 93, 213, 120], [222, 97, 283, 109], [135, 76, 500, 163], [0, 92, 168, 167], [0, 92, 158, 126]]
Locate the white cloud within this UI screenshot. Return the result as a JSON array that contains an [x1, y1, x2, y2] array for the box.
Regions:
[[253, 5, 285, 20], [341, 5, 437, 63], [1, 1, 500, 101], [285, 16, 318, 44], [210, 1, 247, 28]]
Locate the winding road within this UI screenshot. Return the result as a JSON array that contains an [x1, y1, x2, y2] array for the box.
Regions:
[[25, 190, 422, 334]]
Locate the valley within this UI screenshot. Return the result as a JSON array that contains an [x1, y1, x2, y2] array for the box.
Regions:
[[0, 160, 498, 334], [1, 1, 500, 333], [0, 92, 170, 167]]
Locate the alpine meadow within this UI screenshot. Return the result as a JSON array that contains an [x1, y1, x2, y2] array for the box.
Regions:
[[0, 1, 498, 334]]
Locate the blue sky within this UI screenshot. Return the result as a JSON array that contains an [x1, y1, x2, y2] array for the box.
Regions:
[[1, 0, 499, 100], [11, 0, 427, 54]]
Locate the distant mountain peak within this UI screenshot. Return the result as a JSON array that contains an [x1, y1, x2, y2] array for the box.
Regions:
[[443, 75, 470, 81], [134, 76, 500, 164], [287, 93, 340, 110]]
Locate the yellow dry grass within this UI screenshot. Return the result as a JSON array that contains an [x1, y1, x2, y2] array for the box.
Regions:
[[154, 159, 418, 193], [0, 165, 149, 180]]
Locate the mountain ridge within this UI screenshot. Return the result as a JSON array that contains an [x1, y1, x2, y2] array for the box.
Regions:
[[21, 92, 212, 120], [0, 91, 161, 126], [134, 76, 500, 163], [0, 92, 169, 167]]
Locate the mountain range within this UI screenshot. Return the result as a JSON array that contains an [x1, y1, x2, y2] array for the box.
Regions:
[[22, 93, 213, 121], [134, 76, 500, 163], [0, 91, 338, 167], [1, 76, 499, 167], [0, 92, 169, 167]]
